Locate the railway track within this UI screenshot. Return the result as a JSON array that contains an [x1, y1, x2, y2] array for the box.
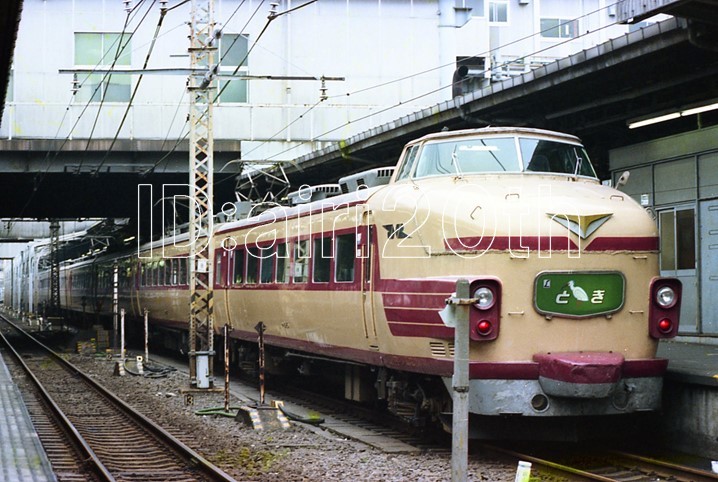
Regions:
[[0, 315, 236, 482], [483, 443, 718, 482], [149, 352, 447, 454]]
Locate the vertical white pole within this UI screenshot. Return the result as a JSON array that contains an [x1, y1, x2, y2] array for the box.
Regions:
[[452, 279, 470, 482], [120, 308, 126, 362], [144, 308, 149, 363]]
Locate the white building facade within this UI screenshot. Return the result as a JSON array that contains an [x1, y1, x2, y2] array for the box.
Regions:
[[2, 0, 637, 165]]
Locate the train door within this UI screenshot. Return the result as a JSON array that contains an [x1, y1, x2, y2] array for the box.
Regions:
[[360, 210, 378, 344], [700, 200, 718, 334], [658, 205, 698, 333]]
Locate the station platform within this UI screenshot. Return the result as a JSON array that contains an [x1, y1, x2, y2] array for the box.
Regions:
[[658, 339, 718, 386], [0, 351, 57, 482], [656, 339, 718, 459]]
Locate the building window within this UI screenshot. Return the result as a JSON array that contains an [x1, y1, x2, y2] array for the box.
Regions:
[[659, 207, 696, 272], [488, 0, 508, 23], [74, 33, 132, 102], [540, 18, 578, 39], [456, 0, 484, 16], [218, 33, 248, 103]]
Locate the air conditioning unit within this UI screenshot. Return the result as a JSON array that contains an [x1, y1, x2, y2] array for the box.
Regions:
[[339, 167, 395, 194], [287, 184, 341, 205]]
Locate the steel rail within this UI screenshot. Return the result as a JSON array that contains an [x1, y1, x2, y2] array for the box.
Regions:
[[0, 323, 115, 481], [480, 443, 614, 481], [0, 314, 237, 482], [610, 450, 718, 481], [481, 442, 718, 482]]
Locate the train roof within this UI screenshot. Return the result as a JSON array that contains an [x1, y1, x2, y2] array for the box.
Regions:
[[216, 187, 377, 235], [407, 127, 582, 146]]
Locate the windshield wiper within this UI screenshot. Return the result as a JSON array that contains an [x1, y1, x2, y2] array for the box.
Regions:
[[451, 146, 463, 176], [573, 148, 583, 179]]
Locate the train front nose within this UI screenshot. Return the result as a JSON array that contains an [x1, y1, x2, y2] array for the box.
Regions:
[[532, 352, 624, 399]]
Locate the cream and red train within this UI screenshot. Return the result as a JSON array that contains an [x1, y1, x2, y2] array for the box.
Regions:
[[42, 127, 682, 434]]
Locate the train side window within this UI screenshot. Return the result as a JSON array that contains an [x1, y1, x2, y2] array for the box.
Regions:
[[276, 242, 289, 283], [233, 249, 244, 284], [260, 246, 274, 284], [294, 240, 309, 283], [335, 233, 356, 282], [179, 258, 188, 285], [170, 259, 178, 285], [246, 247, 260, 284], [395, 145, 419, 181], [313, 237, 332, 283], [159, 261, 166, 286], [215, 251, 223, 286]]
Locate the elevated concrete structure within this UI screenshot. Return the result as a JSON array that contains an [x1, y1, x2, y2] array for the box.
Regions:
[[245, 18, 718, 194]]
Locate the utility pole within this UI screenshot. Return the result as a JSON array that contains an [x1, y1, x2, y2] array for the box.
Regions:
[[188, 0, 216, 388]]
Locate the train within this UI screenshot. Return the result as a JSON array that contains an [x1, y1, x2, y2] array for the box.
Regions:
[[31, 127, 682, 438]]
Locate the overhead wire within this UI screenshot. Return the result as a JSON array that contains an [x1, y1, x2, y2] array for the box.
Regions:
[[92, 0, 166, 174], [239, 2, 623, 172], [79, 19, 190, 166], [237, 1, 620, 165], [81, 14, 133, 157], [143, 0, 268, 174], [77, 1, 153, 172], [14, 0, 153, 221]]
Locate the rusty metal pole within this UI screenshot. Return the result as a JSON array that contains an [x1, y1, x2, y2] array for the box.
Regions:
[[224, 324, 230, 412], [255, 322, 266, 406], [113, 264, 119, 353]]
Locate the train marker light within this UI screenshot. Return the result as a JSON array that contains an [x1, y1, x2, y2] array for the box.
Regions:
[[655, 286, 676, 308], [476, 320, 493, 336], [473, 287, 495, 310], [658, 318, 673, 333]]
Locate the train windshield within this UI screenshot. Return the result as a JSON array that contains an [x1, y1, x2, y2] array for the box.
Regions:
[[520, 138, 596, 178], [406, 135, 597, 179]]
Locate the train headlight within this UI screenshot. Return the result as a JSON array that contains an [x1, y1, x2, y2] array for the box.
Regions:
[[655, 286, 676, 308], [473, 287, 495, 310]]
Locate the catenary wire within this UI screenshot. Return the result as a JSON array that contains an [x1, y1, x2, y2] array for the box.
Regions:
[[14, 0, 153, 220], [92, 1, 167, 174], [244, 6, 623, 171]]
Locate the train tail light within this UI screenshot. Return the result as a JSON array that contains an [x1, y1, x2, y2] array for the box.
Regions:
[[658, 318, 673, 334], [649, 278, 682, 339], [469, 279, 501, 341], [476, 320, 493, 336]]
